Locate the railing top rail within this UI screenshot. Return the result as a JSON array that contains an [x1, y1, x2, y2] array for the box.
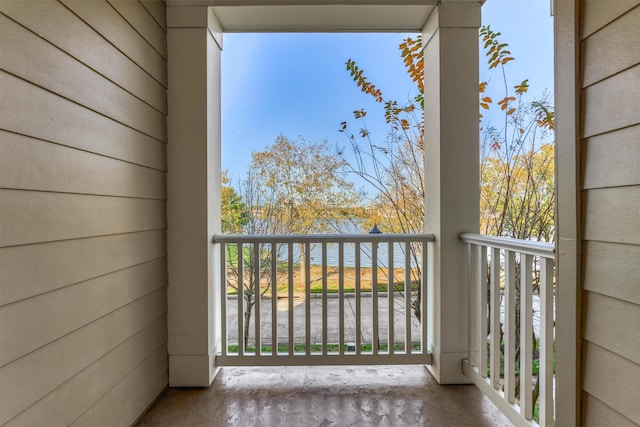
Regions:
[[212, 233, 436, 244], [459, 232, 555, 258]]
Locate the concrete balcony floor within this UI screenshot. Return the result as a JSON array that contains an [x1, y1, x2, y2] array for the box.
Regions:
[[136, 365, 512, 426]]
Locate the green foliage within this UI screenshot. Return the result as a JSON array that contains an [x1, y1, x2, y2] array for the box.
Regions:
[[221, 171, 248, 234], [227, 342, 422, 354], [480, 25, 515, 70], [345, 59, 383, 103], [345, 36, 424, 134]]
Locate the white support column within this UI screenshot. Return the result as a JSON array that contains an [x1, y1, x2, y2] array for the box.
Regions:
[[423, 2, 480, 384], [166, 6, 223, 387], [554, 0, 581, 424]]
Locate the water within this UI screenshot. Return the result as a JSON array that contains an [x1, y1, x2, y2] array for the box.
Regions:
[[288, 219, 419, 268], [295, 241, 416, 268]]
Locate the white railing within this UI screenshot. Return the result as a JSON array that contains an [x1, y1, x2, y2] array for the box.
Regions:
[[460, 233, 555, 427], [211, 233, 434, 366]]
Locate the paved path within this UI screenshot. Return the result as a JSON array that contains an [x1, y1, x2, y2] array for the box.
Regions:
[[224, 293, 422, 347], [223, 293, 544, 348]]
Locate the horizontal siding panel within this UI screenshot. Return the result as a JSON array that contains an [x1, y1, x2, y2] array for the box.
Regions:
[[0, 289, 166, 425], [583, 393, 637, 427], [0, 0, 166, 113], [73, 347, 167, 427], [5, 317, 166, 427], [582, 341, 640, 424], [583, 291, 640, 364], [0, 15, 166, 142], [582, 5, 640, 87], [583, 186, 640, 245], [140, 0, 167, 31], [583, 125, 640, 189], [0, 132, 166, 198], [0, 230, 166, 306], [580, 0, 640, 38], [0, 73, 166, 170], [60, 0, 167, 86], [0, 190, 166, 247], [582, 64, 640, 138], [108, 0, 167, 59], [583, 241, 640, 305], [0, 259, 167, 367]]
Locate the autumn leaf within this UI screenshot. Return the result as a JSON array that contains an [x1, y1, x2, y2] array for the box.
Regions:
[[345, 60, 383, 103], [353, 109, 367, 119], [515, 79, 529, 94]]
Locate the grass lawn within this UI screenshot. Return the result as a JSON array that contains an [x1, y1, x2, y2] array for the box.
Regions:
[[225, 264, 421, 296]]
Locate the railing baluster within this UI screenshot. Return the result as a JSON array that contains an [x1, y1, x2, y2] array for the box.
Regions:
[[520, 253, 533, 420], [460, 233, 556, 427], [238, 243, 244, 355], [478, 245, 488, 377], [271, 243, 277, 356], [468, 244, 477, 366], [322, 242, 328, 356], [504, 250, 516, 404], [355, 242, 361, 356], [372, 241, 379, 355], [220, 242, 227, 357], [288, 242, 294, 356], [213, 234, 441, 367], [405, 242, 412, 355], [421, 241, 428, 355], [490, 247, 501, 389], [339, 242, 345, 356], [388, 242, 394, 355], [305, 242, 311, 356], [254, 243, 261, 355], [539, 256, 554, 426]]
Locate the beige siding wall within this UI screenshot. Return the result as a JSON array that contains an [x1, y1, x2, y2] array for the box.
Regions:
[[0, 0, 168, 425], [579, 2, 640, 425]]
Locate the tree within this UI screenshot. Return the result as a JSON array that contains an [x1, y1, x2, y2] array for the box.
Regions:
[[251, 135, 361, 234], [339, 36, 426, 320], [224, 135, 361, 351], [343, 29, 555, 243], [480, 141, 554, 241], [224, 166, 287, 351], [340, 31, 555, 395], [478, 26, 555, 242], [478, 26, 555, 416], [221, 171, 247, 234]]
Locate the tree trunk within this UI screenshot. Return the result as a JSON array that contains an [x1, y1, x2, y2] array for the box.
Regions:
[[244, 298, 253, 351], [299, 242, 306, 287]]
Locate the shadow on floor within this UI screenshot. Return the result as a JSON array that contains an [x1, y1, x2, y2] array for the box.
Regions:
[[137, 365, 512, 426]]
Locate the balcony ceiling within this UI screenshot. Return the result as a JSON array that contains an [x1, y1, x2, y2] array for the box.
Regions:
[[165, 0, 454, 32]]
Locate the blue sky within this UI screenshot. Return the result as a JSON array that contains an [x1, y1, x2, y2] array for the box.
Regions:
[[221, 0, 554, 185]]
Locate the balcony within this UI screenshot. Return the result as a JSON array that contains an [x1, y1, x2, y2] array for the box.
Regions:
[[142, 232, 556, 426]]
